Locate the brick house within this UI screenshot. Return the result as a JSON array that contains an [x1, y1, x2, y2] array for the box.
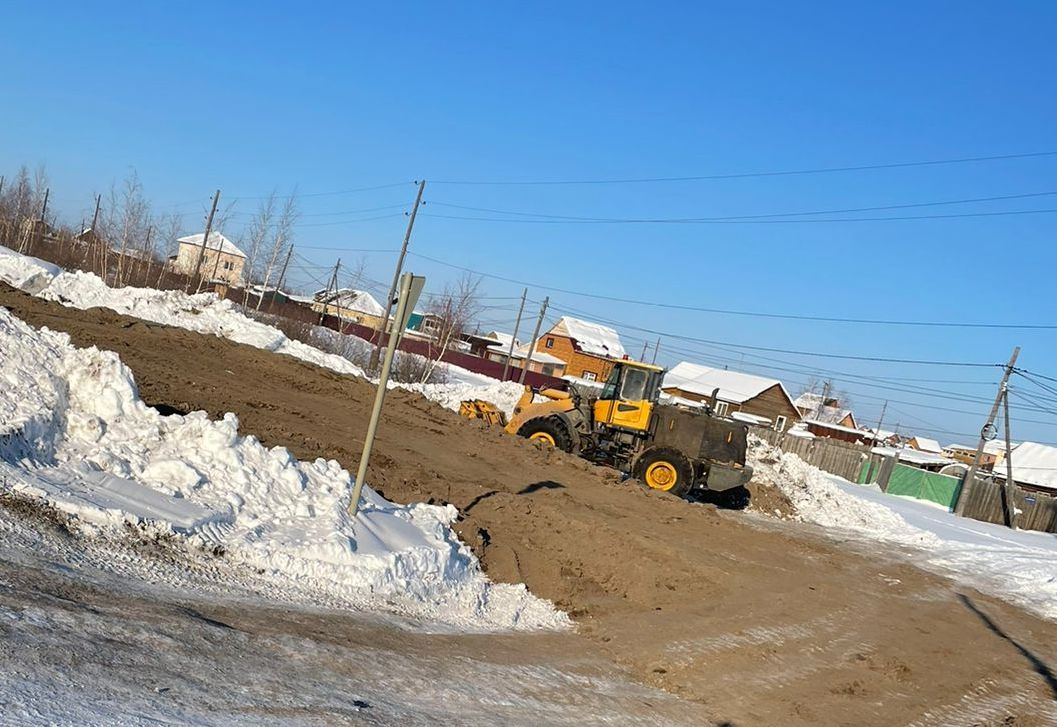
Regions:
[[532, 316, 626, 381], [171, 232, 246, 285], [794, 392, 857, 429], [661, 361, 800, 432]]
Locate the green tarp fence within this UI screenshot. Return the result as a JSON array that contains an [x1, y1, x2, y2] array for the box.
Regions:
[[858, 461, 960, 510]]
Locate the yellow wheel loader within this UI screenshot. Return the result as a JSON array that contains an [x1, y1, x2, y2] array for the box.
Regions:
[[461, 360, 753, 498]]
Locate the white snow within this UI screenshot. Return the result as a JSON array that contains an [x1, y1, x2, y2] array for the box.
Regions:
[[663, 361, 792, 405], [994, 441, 1057, 491], [0, 246, 61, 293], [749, 438, 1057, 620], [910, 436, 944, 454], [551, 316, 625, 358], [0, 306, 566, 630], [314, 287, 385, 317]]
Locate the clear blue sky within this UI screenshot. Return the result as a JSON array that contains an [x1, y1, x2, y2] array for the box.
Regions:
[[3, 1, 1056, 446]]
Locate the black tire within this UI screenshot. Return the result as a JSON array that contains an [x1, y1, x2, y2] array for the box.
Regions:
[[633, 447, 695, 497], [517, 417, 574, 453]]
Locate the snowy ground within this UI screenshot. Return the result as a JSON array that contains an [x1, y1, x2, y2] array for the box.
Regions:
[[750, 439, 1057, 620]]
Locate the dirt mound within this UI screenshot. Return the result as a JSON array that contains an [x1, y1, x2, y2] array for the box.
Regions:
[[4, 283, 1056, 727]]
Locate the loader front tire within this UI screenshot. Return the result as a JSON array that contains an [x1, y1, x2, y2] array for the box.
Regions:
[[517, 417, 573, 453], [634, 447, 695, 497]]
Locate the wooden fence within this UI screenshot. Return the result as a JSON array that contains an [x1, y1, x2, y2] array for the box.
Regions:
[[753, 428, 868, 482], [958, 476, 1057, 533]]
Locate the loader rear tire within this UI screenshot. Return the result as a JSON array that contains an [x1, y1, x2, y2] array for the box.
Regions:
[[634, 447, 695, 497], [517, 417, 573, 453]]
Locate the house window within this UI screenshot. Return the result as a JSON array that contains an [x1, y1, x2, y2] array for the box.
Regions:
[[774, 415, 787, 431], [222, 261, 233, 271], [582, 371, 597, 382], [714, 401, 729, 417], [545, 337, 554, 348]]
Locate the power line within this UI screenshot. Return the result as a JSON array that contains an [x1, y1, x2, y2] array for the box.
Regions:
[[228, 182, 413, 201], [425, 189, 1057, 223], [421, 207, 1057, 225], [407, 251, 1055, 330], [429, 150, 1057, 186]]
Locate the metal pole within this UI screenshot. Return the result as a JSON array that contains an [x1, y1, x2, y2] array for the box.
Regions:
[[350, 272, 414, 517], [501, 287, 527, 381], [370, 180, 425, 371], [954, 347, 1020, 516], [188, 190, 221, 293], [870, 400, 888, 448], [1001, 388, 1018, 529], [519, 296, 548, 385], [651, 336, 661, 365]]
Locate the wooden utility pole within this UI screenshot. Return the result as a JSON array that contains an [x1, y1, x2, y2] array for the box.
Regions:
[[91, 193, 102, 232], [519, 296, 549, 385], [640, 340, 650, 362], [1001, 388, 1018, 529], [370, 180, 425, 371], [318, 259, 341, 325], [188, 190, 221, 293], [502, 287, 528, 381], [954, 347, 1020, 517], [267, 246, 294, 314], [651, 336, 661, 365], [0, 175, 5, 196], [870, 400, 888, 447], [39, 187, 49, 221]]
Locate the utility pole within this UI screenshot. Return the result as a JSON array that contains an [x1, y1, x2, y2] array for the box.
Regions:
[[91, 193, 102, 232], [267, 246, 294, 314], [519, 296, 549, 385], [640, 340, 650, 362], [39, 187, 49, 221], [502, 287, 528, 381], [0, 175, 5, 196], [1001, 387, 1018, 529], [870, 400, 888, 447], [318, 259, 341, 325], [350, 272, 425, 517], [651, 336, 661, 365], [188, 190, 221, 293], [954, 347, 1020, 517], [370, 180, 426, 371]]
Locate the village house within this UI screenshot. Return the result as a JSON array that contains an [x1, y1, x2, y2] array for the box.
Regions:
[[661, 361, 800, 432], [475, 332, 567, 377], [531, 316, 626, 381], [908, 436, 943, 454], [943, 440, 1011, 470], [310, 288, 385, 328], [170, 232, 246, 285], [794, 392, 858, 429], [991, 441, 1057, 493]]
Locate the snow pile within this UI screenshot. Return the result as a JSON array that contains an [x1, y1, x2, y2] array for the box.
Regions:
[[0, 307, 567, 630], [0, 246, 61, 293], [748, 438, 941, 547], [554, 316, 625, 358], [749, 436, 1057, 620]]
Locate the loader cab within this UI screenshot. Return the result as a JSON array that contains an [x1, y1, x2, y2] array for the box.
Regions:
[[594, 360, 665, 433]]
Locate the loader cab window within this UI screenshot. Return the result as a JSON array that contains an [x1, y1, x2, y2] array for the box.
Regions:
[[620, 367, 648, 401], [600, 367, 620, 400]]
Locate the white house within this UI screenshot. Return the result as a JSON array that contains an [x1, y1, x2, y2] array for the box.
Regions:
[[661, 362, 800, 431], [172, 232, 246, 285]]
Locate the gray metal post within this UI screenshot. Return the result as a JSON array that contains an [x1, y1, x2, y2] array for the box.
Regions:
[[501, 287, 527, 381], [518, 296, 548, 385], [371, 180, 425, 371], [350, 272, 420, 517], [954, 346, 1020, 516]]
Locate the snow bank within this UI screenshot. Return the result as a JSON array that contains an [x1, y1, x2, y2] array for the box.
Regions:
[[748, 437, 1057, 620], [0, 246, 522, 416], [0, 307, 567, 630]]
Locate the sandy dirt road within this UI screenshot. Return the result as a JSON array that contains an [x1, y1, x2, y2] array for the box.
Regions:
[[3, 285, 1056, 726]]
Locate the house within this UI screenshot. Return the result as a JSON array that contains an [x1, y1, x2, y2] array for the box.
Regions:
[[944, 443, 999, 469], [909, 436, 943, 454], [171, 232, 246, 285], [794, 392, 857, 429], [310, 288, 385, 328], [991, 441, 1057, 493], [532, 316, 626, 382], [873, 445, 955, 472], [801, 419, 871, 444], [661, 361, 800, 432]]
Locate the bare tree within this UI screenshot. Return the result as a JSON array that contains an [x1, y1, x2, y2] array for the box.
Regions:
[[154, 211, 184, 287], [419, 272, 482, 383], [256, 190, 299, 310], [109, 171, 151, 286], [240, 192, 276, 307]]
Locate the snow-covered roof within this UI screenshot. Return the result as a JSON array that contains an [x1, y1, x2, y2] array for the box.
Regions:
[[483, 331, 520, 350], [177, 232, 246, 258], [873, 446, 955, 467], [911, 437, 943, 454], [549, 316, 625, 358], [313, 288, 384, 317], [802, 418, 868, 437], [732, 411, 772, 426], [662, 361, 793, 405], [992, 442, 1057, 490], [512, 345, 566, 365], [794, 393, 854, 425], [984, 440, 1013, 454]]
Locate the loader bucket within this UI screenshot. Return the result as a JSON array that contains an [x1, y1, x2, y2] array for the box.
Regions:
[[459, 399, 508, 427]]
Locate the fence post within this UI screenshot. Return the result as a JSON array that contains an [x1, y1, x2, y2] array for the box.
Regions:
[[877, 454, 897, 493]]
